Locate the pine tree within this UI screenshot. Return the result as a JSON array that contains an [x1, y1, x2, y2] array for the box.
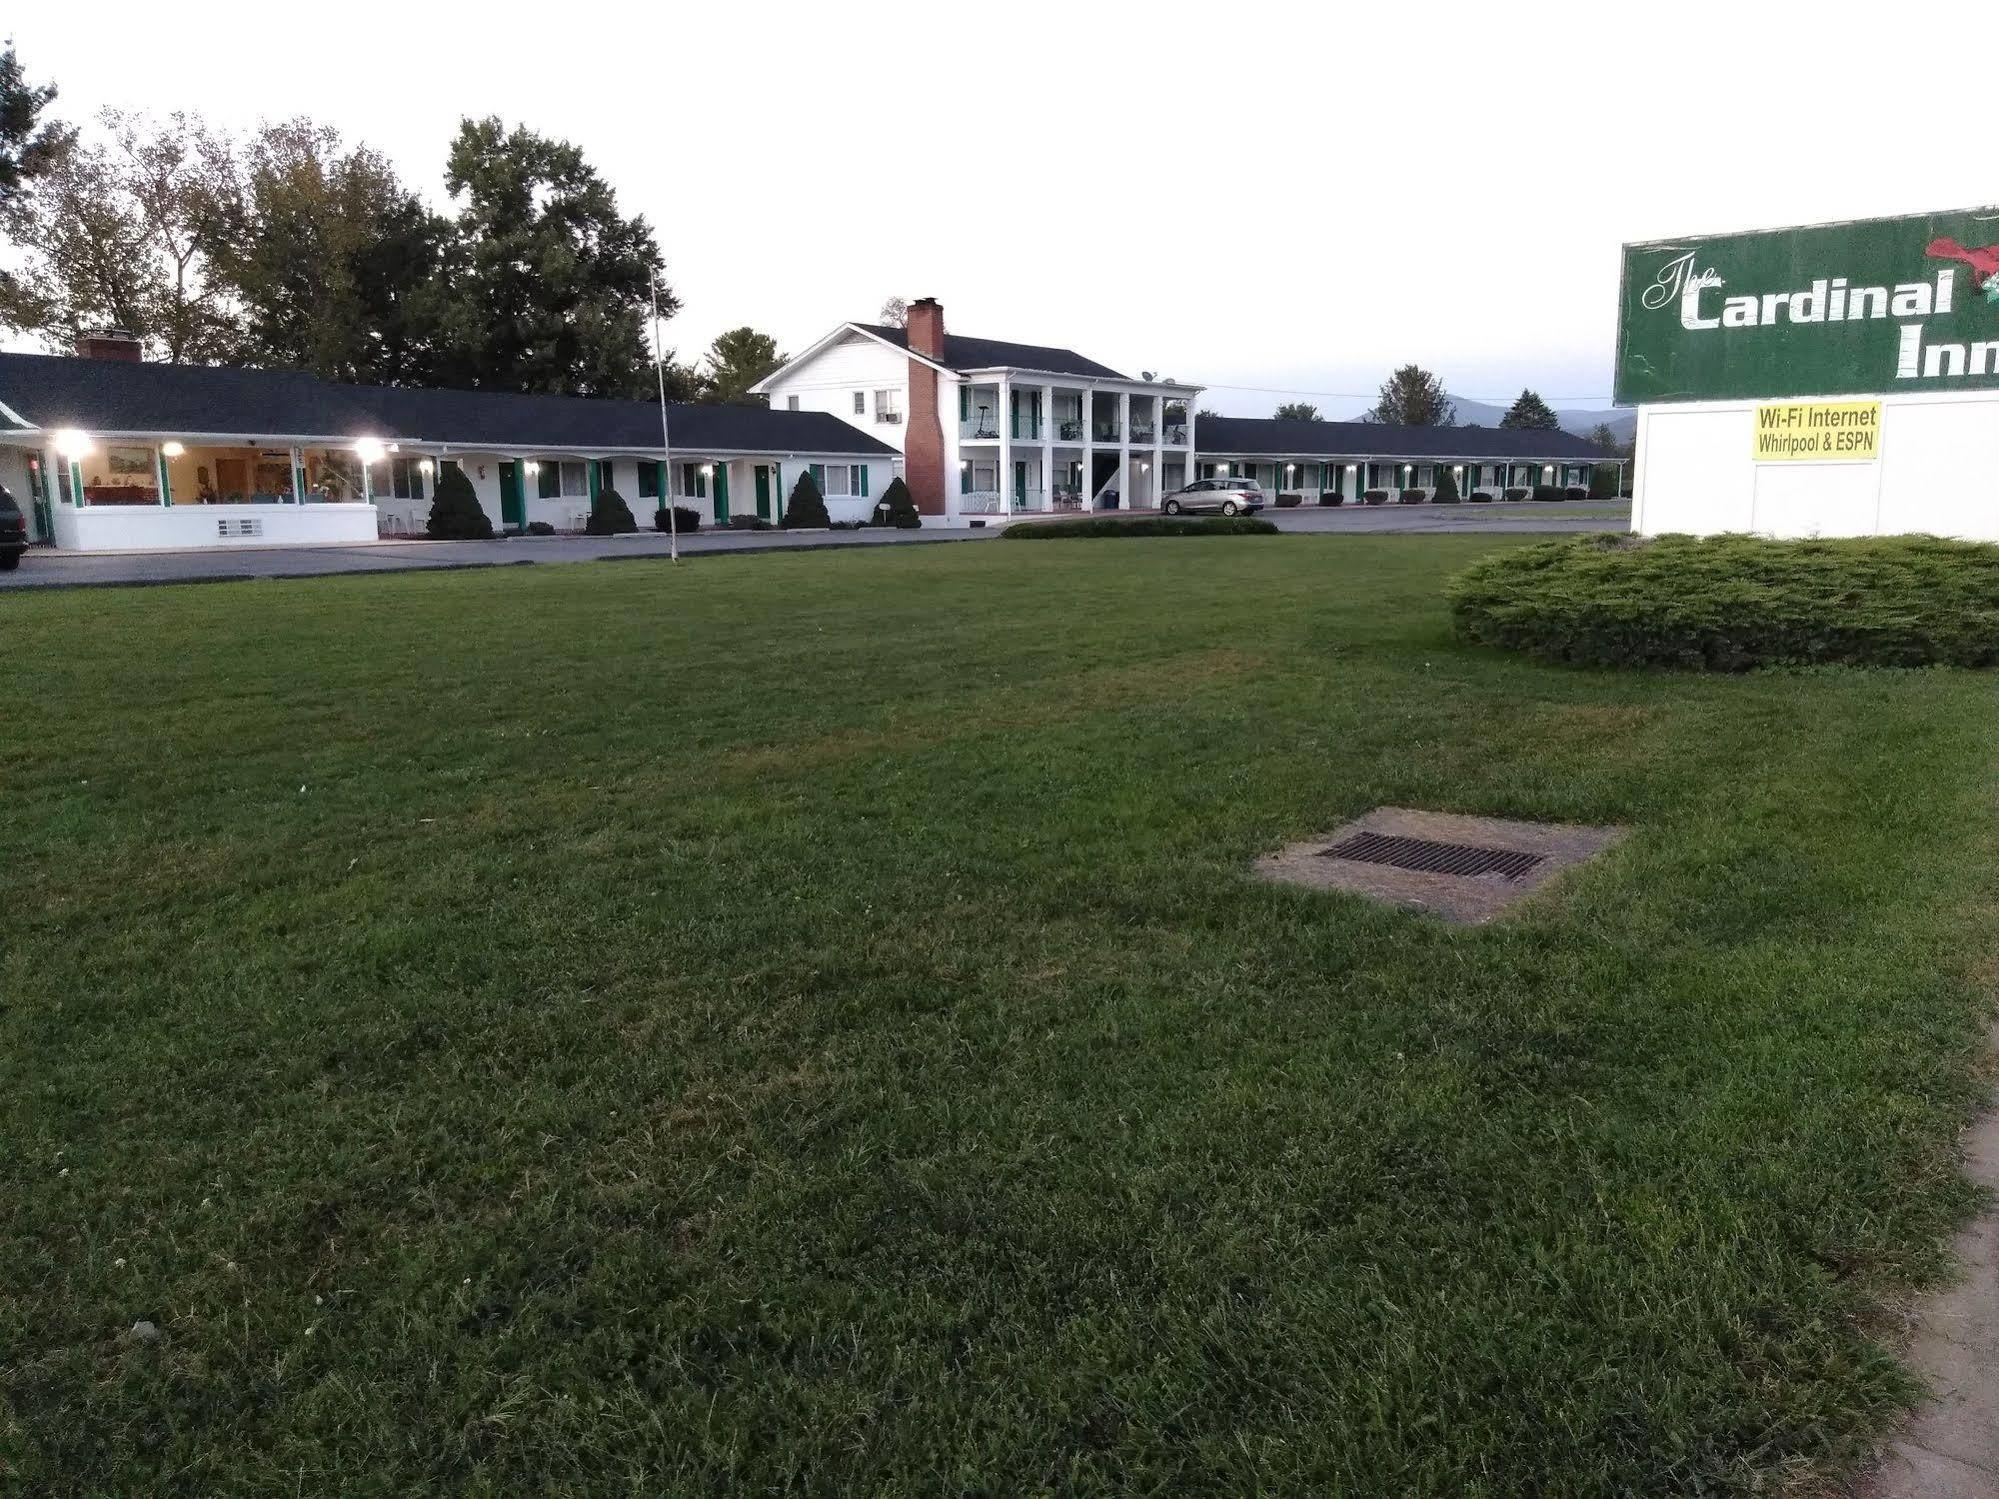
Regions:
[[873, 476, 920, 529], [1500, 389, 1561, 430], [1433, 466, 1461, 503], [784, 469, 830, 528], [425, 462, 494, 539]]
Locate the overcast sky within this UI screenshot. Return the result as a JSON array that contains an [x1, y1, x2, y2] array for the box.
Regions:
[[9, 1, 1987, 416]]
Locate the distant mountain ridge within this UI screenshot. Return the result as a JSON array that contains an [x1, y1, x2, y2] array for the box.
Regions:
[[1445, 394, 1634, 446]]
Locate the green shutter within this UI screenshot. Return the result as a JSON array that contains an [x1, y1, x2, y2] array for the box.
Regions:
[[811, 463, 824, 488], [960, 463, 970, 495], [859, 465, 869, 498], [959, 387, 968, 422], [157, 451, 173, 507]]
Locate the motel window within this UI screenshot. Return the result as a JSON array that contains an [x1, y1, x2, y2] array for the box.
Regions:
[[536, 459, 588, 500], [383, 457, 426, 501], [812, 462, 868, 498], [82, 443, 160, 505], [874, 388, 902, 423], [853, 391, 866, 415], [637, 460, 661, 500], [1414, 465, 1433, 488], [787, 396, 800, 411]]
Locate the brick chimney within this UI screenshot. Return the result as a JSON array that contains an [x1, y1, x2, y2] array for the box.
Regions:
[[77, 330, 142, 362], [905, 297, 944, 360], [902, 298, 947, 515]]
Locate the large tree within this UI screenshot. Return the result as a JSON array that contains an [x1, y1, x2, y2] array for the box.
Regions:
[[878, 295, 908, 328], [202, 120, 450, 385], [699, 326, 784, 405], [0, 110, 237, 362], [1273, 401, 1323, 421], [1501, 389, 1562, 430], [0, 40, 69, 209], [435, 117, 673, 397], [1365, 365, 1455, 426]]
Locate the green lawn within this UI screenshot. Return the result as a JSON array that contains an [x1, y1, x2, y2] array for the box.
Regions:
[[4, 537, 1994, 1495]]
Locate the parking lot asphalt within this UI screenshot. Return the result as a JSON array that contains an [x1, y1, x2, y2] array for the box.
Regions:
[[0, 502, 1629, 592]]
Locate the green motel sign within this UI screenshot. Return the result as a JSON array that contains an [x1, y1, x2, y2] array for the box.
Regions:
[[1615, 206, 1999, 404]]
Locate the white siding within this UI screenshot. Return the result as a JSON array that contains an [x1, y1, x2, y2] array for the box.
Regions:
[[760, 331, 913, 452]]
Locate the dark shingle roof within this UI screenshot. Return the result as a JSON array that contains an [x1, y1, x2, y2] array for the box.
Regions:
[[853, 324, 1129, 381], [1195, 416, 1606, 461], [0, 353, 894, 456]]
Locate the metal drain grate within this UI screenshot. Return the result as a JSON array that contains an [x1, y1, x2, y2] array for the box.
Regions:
[[1319, 831, 1545, 882]]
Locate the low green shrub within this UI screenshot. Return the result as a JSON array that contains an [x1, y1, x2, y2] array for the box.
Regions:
[[425, 464, 495, 540], [653, 505, 701, 534], [1319, 491, 1344, 507], [1531, 484, 1562, 502], [1274, 493, 1302, 508], [1469, 491, 1494, 503], [585, 486, 638, 536], [1503, 487, 1529, 502], [1447, 533, 1999, 670], [1002, 515, 1278, 540], [1397, 489, 1425, 505], [872, 477, 921, 529], [1564, 486, 1589, 502], [1433, 467, 1461, 504], [525, 520, 555, 536], [1363, 489, 1390, 506]]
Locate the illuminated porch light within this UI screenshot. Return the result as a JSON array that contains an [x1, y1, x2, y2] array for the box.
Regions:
[[353, 436, 386, 464], [418, 459, 435, 475], [524, 460, 541, 475], [160, 441, 185, 459], [52, 427, 91, 459]]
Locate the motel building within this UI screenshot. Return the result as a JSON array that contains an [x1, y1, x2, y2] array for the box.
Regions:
[[0, 335, 896, 553], [758, 299, 1602, 520], [1190, 417, 1602, 503], [1621, 205, 1999, 540]]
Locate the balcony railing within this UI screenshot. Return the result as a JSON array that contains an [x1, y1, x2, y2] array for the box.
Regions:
[[960, 489, 1003, 514], [1129, 423, 1156, 443], [1092, 422, 1121, 442], [1164, 423, 1188, 445], [959, 419, 1003, 441], [1058, 419, 1084, 441]]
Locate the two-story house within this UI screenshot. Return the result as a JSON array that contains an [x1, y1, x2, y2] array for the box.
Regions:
[[753, 299, 1201, 523]]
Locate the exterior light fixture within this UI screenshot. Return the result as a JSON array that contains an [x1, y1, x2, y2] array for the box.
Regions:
[[160, 441, 185, 459], [418, 459, 435, 474], [52, 428, 91, 459], [353, 436, 386, 464], [700, 463, 713, 476]]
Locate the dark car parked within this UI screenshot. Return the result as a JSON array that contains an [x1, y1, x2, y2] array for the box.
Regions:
[[0, 484, 27, 570]]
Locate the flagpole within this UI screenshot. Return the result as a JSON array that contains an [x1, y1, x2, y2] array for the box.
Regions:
[[649, 269, 677, 562]]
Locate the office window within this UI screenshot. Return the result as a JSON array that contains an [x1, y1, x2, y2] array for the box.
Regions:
[[853, 391, 866, 415]]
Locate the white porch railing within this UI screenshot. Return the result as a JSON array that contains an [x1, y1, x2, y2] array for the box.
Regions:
[[1010, 488, 1049, 512], [961, 490, 1003, 514]]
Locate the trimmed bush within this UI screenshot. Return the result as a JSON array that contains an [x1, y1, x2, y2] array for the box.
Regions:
[[727, 514, 774, 531], [653, 505, 701, 534], [1275, 493, 1302, 508], [1319, 491, 1344, 507], [784, 470, 831, 528], [1002, 515, 1277, 540], [1363, 489, 1391, 506], [1397, 489, 1425, 505], [1531, 484, 1563, 502], [1469, 491, 1494, 503], [1589, 465, 1620, 500], [1433, 467, 1461, 504], [1564, 486, 1589, 502], [872, 477, 921, 529], [525, 520, 555, 536], [425, 463, 495, 540], [585, 485, 638, 536], [1503, 487, 1529, 502], [1447, 533, 1999, 670]]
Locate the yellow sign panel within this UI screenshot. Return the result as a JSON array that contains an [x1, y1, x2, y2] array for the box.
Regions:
[[1752, 400, 1882, 461]]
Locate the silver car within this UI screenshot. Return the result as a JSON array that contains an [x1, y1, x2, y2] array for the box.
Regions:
[[1160, 477, 1265, 516]]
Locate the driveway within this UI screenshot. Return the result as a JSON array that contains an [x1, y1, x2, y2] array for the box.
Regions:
[[0, 502, 1629, 592]]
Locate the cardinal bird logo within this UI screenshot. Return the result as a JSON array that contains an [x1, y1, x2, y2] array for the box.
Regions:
[[1927, 236, 1999, 303]]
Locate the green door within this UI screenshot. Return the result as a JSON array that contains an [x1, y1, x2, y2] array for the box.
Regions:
[[754, 465, 772, 521], [498, 461, 525, 529], [712, 464, 730, 523]]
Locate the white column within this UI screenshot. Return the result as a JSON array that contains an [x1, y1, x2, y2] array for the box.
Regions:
[[1040, 382, 1054, 512], [1150, 394, 1164, 509], [997, 375, 1013, 515], [1082, 386, 1095, 510], [1117, 391, 1131, 510], [1187, 403, 1199, 484]]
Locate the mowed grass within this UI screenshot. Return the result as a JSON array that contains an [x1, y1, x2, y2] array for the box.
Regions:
[[3, 537, 1995, 1496]]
